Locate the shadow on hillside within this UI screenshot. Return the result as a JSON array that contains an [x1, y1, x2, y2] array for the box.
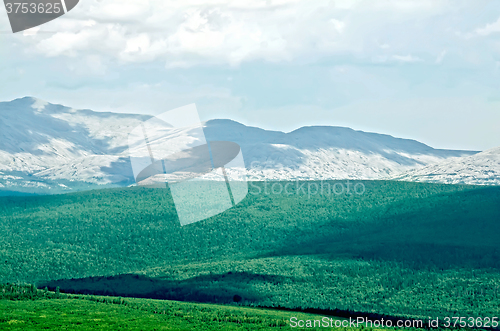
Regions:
[[266, 186, 500, 270], [39, 271, 286, 304], [99, 157, 136, 184], [0, 98, 118, 156]]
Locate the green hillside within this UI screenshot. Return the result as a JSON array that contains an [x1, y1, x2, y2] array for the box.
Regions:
[[1, 181, 499, 321]]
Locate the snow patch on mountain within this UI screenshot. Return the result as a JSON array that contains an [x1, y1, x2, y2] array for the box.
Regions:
[[0, 97, 485, 193], [202, 120, 477, 181], [392, 147, 500, 186]]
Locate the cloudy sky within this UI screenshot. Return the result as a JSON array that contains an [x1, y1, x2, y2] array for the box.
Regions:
[[1, 0, 500, 150]]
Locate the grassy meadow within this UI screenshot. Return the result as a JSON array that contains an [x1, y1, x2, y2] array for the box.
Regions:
[[0, 284, 344, 330]]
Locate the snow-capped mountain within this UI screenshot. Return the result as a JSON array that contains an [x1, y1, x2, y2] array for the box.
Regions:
[[391, 147, 500, 186], [202, 120, 476, 181], [0, 97, 150, 192], [0, 97, 481, 193]]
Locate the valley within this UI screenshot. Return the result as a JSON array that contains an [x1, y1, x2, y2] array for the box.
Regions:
[[0, 181, 499, 322]]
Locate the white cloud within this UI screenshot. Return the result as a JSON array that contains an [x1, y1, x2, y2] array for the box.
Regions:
[[22, 26, 40, 37], [475, 17, 500, 36], [2, 0, 461, 69]]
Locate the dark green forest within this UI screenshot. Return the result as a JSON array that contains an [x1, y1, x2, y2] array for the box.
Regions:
[[0, 181, 499, 321]]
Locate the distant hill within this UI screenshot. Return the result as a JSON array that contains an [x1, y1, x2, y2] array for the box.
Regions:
[[392, 147, 500, 185], [0, 97, 478, 193]]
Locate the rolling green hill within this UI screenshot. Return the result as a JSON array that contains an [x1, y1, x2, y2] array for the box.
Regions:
[[1, 181, 499, 321]]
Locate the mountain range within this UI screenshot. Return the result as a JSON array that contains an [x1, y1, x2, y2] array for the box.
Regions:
[[0, 97, 498, 194], [391, 146, 500, 185]]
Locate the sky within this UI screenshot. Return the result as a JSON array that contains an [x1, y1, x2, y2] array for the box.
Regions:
[[1, 0, 500, 151]]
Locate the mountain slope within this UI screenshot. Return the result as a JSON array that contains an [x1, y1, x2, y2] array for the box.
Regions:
[[0, 97, 153, 192], [203, 119, 476, 181], [0, 97, 479, 192], [0, 96, 149, 169], [392, 147, 500, 185]]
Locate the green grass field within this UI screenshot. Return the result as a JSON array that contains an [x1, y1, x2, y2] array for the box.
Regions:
[[1, 284, 420, 330], [1, 180, 499, 326]]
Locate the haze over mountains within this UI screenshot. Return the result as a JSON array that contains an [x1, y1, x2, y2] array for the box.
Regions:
[[0, 97, 497, 193]]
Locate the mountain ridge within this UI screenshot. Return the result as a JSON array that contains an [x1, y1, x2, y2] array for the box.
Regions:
[[392, 146, 500, 186], [0, 97, 488, 193]]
